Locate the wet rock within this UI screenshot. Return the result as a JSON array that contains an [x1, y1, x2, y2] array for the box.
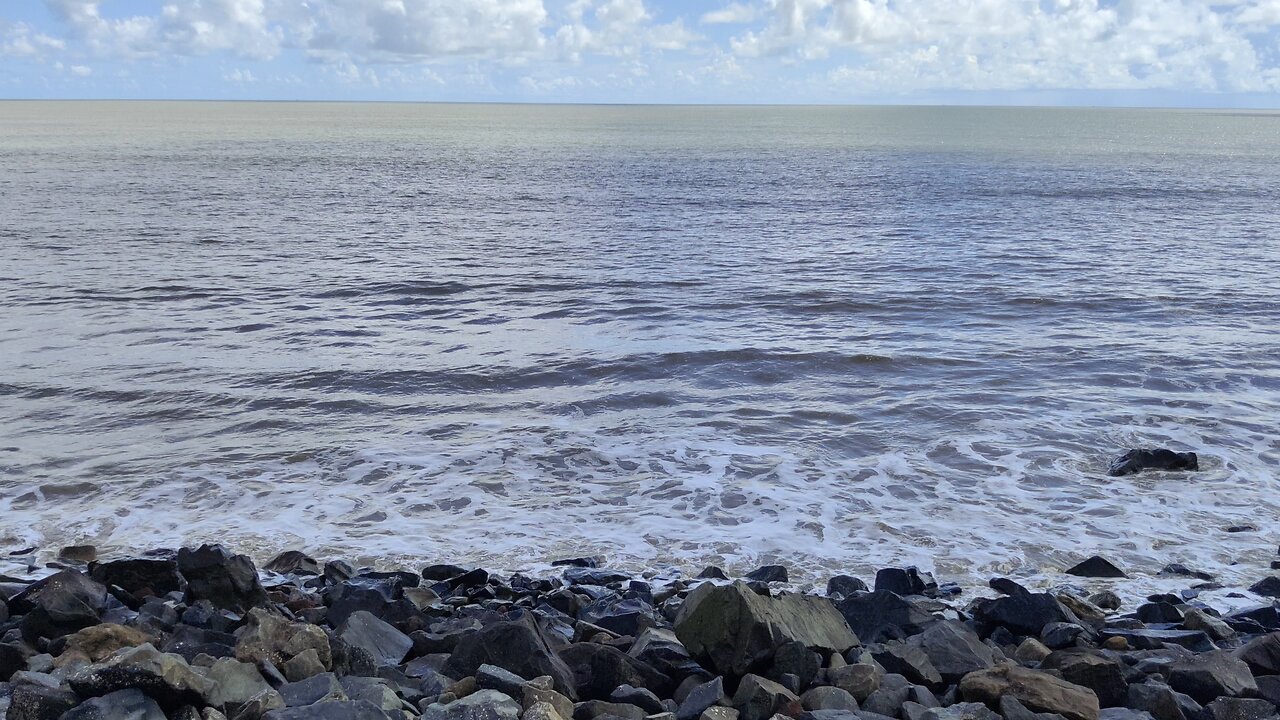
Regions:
[[732, 673, 800, 720], [1182, 610, 1235, 644], [800, 686, 859, 712], [827, 663, 884, 702], [1042, 623, 1089, 650], [629, 627, 704, 679], [1089, 593, 1122, 612], [1107, 449, 1198, 477], [827, 577, 869, 599], [581, 597, 661, 638], [68, 642, 215, 709], [60, 688, 167, 720], [1137, 604, 1185, 625], [874, 569, 937, 597], [205, 656, 273, 708], [769, 640, 821, 689], [1125, 682, 1203, 720], [971, 589, 1078, 638], [1159, 566, 1214, 583], [612, 684, 666, 714], [1228, 607, 1280, 634], [1237, 632, 1280, 675], [909, 621, 995, 685], [1166, 652, 1257, 704], [559, 641, 672, 701], [676, 675, 725, 720], [89, 559, 184, 600], [280, 671, 348, 706], [959, 663, 1100, 720], [263, 552, 320, 576], [444, 614, 578, 699], [474, 663, 527, 699], [177, 545, 268, 612], [5, 682, 79, 720], [235, 608, 332, 670], [9, 569, 109, 641], [263, 699, 393, 719], [1040, 650, 1128, 708], [1202, 698, 1277, 720], [55, 623, 152, 666], [563, 568, 631, 586], [1249, 579, 1280, 599], [2, 642, 25, 680], [339, 610, 411, 667], [836, 591, 937, 644], [1096, 630, 1215, 653], [1065, 557, 1127, 579], [747, 566, 789, 584], [675, 581, 858, 678]]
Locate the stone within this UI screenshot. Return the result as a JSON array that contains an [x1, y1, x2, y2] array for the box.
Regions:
[[1137, 604, 1185, 625], [205, 656, 273, 708], [970, 590, 1078, 638], [2, 642, 25, 680], [68, 642, 215, 709], [1237, 633, 1280, 675], [800, 686, 859, 712], [282, 647, 327, 681], [909, 621, 994, 684], [1016, 638, 1054, 663], [1256, 677, 1280, 707], [1107, 449, 1198, 477], [280, 672, 348, 707], [1159, 566, 1214, 582], [526, 701, 570, 720], [581, 597, 662, 638], [959, 663, 1100, 720], [1089, 593, 1122, 612], [732, 674, 800, 720], [55, 623, 152, 666], [1166, 652, 1258, 705], [1042, 623, 1088, 650], [872, 644, 940, 688], [1125, 682, 1202, 720], [674, 581, 859, 678], [769, 640, 821, 689], [1065, 557, 1127, 579], [340, 676, 404, 713], [59, 545, 98, 563], [177, 544, 268, 612], [60, 688, 168, 720], [1099, 711, 1154, 720], [525, 686, 576, 719], [1000, 695, 1070, 720], [836, 591, 937, 644], [921, 702, 1001, 720], [89, 559, 184, 599], [1183, 610, 1235, 643], [8, 569, 109, 641], [263, 700, 393, 719], [1203, 698, 1278, 720], [1096, 630, 1215, 653], [235, 608, 332, 670], [475, 663, 527, 699], [1251, 579, 1280, 599], [860, 674, 912, 717], [747, 566, 789, 584], [701, 708, 739, 720], [1040, 650, 1128, 708], [263, 551, 320, 576], [874, 569, 937, 597], [5, 683, 79, 720], [444, 614, 578, 700], [558, 642, 672, 702], [563, 568, 632, 586], [827, 577, 869, 599], [339, 610, 411, 667], [676, 676, 725, 720], [613, 684, 666, 714], [827, 664, 884, 702]]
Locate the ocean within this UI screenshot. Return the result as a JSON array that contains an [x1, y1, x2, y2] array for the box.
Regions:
[[2, 101, 1278, 595]]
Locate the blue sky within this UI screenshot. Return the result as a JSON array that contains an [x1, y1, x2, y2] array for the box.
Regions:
[[3, 0, 1280, 106]]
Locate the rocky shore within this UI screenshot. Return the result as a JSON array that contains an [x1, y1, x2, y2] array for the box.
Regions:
[[2, 545, 1280, 720]]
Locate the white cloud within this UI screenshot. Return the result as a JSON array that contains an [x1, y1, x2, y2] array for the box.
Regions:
[[552, 0, 701, 60], [69, 63, 92, 76], [702, 3, 758, 25], [1, 21, 67, 57]]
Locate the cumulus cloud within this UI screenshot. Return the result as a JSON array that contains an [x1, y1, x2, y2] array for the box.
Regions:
[[1, 21, 66, 57], [702, 3, 758, 25]]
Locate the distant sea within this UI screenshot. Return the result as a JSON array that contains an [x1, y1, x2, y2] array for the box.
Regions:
[[2, 101, 1278, 594]]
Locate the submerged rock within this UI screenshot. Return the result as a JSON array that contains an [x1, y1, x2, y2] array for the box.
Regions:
[[1066, 557, 1128, 579], [1107, 449, 1198, 477]]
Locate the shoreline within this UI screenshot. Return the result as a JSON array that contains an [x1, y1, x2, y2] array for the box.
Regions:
[[2, 544, 1279, 720]]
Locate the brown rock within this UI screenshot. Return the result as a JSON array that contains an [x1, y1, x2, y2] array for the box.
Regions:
[[959, 663, 1100, 720], [55, 623, 152, 667]]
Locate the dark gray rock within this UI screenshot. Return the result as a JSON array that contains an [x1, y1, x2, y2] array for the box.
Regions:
[[1098, 630, 1215, 653], [828, 577, 869, 599], [674, 581, 858, 678], [1001, 695, 1070, 720], [860, 675, 912, 718], [1238, 633, 1280, 675], [827, 664, 883, 703], [573, 699, 648, 720], [746, 566, 788, 583], [732, 673, 800, 720], [558, 641, 672, 701], [1125, 682, 1203, 720], [801, 686, 860, 712], [5, 683, 78, 720], [8, 570, 109, 641], [1137, 604, 1185, 625], [2, 642, 26, 681], [444, 614, 577, 699], [1251, 579, 1280, 599], [89, 559, 184, 600], [1203, 698, 1278, 720], [874, 569, 936, 597], [1041, 649, 1129, 708], [1042, 623, 1089, 650], [769, 640, 821, 689], [1167, 651, 1258, 704], [612, 684, 666, 714], [475, 663, 527, 699], [263, 550, 320, 575], [1066, 557, 1127, 579], [60, 688, 166, 720], [836, 591, 937, 644], [280, 672, 348, 707], [1107, 449, 1198, 477], [580, 597, 660, 638], [909, 621, 994, 685], [971, 589, 1077, 638], [871, 644, 941, 688], [176, 544, 268, 612], [265, 699, 393, 720], [563, 568, 631, 586], [922, 702, 1002, 720], [339, 611, 411, 667], [676, 675, 725, 720], [67, 642, 214, 709]]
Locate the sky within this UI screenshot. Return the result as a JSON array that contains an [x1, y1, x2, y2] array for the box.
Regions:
[[2, 0, 1280, 106]]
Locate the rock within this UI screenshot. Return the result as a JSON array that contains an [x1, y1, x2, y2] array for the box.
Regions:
[[1237, 632, 1280, 675], [263, 551, 320, 576], [827, 663, 884, 701], [1107, 449, 1198, 477], [922, 702, 1002, 720], [563, 568, 631, 586], [732, 674, 800, 720], [444, 614, 577, 699], [68, 643, 215, 709], [177, 544, 268, 612], [674, 581, 858, 678], [1256, 677, 1280, 707], [8, 569, 109, 641], [239, 688, 288, 717], [558, 642, 672, 701], [827, 577, 869, 599], [1159, 566, 1214, 582], [1126, 682, 1203, 720], [861, 674, 912, 717], [971, 590, 1077, 638], [1250, 579, 1280, 599], [339, 610, 411, 667], [263, 700, 393, 719], [769, 640, 821, 689], [1099, 711, 1154, 720], [475, 663, 527, 699], [909, 621, 995, 685], [55, 623, 152, 666], [89, 559, 184, 599], [959, 663, 1100, 720], [801, 686, 859, 712], [59, 545, 98, 564], [699, 567, 730, 580], [581, 597, 661, 638], [2, 642, 25, 680], [676, 676, 725, 720], [573, 700, 648, 720], [1065, 557, 1127, 579], [1137, 604, 1185, 625], [1096, 630, 1215, 653], [1000, 695, 1070, 720], [1202, 698, 1277, 720], [700, 708, 739, 720], [1042, 623, 1088, 650], [612, 684, 666, 714], [60, 688, 167, 719], [1166, 651, 1258, 704], [525, 685, 576, 719], [526, 701, 570, 720], [280, 672, 348, 706], [5, 683, 79, 720], [1040, 650, 1128, 708], [874, 569, 937, 597], [282, 647, 327, 681], [205, 656, 273, 708], [341, 676, 406, 713], [1183, 610, 1235, 643], [1089, 593, 1122, 612], [1015, 639, 1054, 663], [628, 628, 702, 679], [235, 608, 332, 670], [747, 566, 789, 584], [836, 591, 936, 644]]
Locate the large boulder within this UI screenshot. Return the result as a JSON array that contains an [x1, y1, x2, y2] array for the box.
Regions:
[[675, 581, 859, 677], [8, 569, 109, 641], [68, 642, 215, 709], [339, 610, 412, 667], [959, 663, 1100, 720], [836, 591, 937, 644], [177, 544, 268, 612], [908, 621, 995, 685], [558, 641, 673, 701], [1236, 633, 1280, 676], [60, 688, 167, 720], [55, 623, 153, 666], [971, 589, 1079, 638], [89, 558, 184, 600], [1166, 652, 1258, 705], [5, 683, 79, 720], [420, 689, 522, 720], [1040, 650, 1128, 708], [235, 607, 333, 669], [732, 673, 801, 720], [444, 613, 578, 699]]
